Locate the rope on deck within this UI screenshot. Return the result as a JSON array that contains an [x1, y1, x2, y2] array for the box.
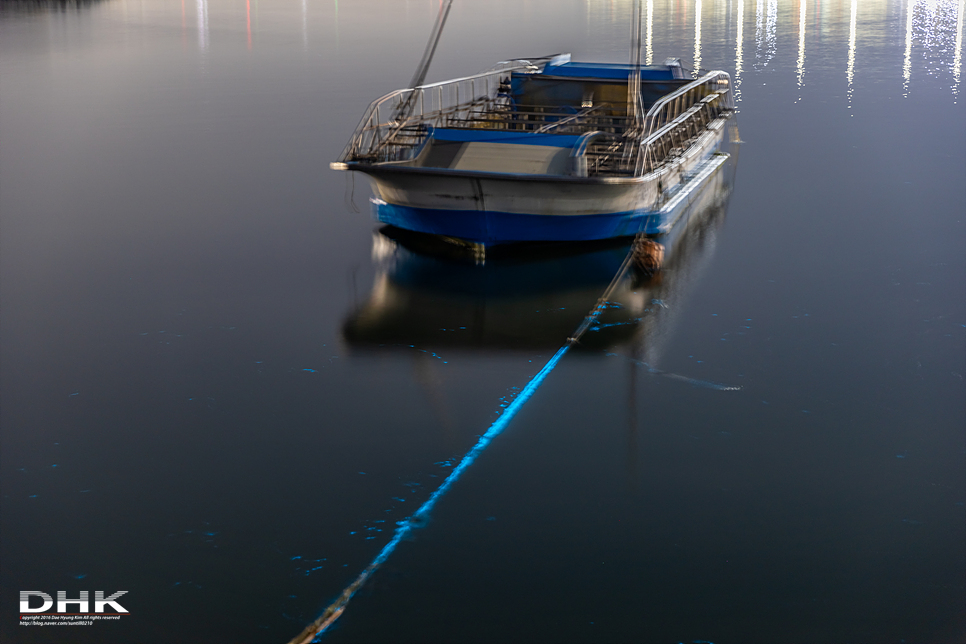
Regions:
[[286, 244, 640, 644]]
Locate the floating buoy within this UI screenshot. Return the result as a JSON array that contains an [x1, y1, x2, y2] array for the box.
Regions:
[[632, 238, 665, 275]]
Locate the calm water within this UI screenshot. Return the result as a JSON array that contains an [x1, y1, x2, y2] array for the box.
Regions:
[[1, 1, 964, 642]]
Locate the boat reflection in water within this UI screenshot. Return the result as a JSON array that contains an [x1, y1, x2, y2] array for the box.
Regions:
[[342, 152, 737, 360]]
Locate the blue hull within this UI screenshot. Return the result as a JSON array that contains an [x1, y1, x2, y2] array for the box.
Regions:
[[374, 201, 663, 246]]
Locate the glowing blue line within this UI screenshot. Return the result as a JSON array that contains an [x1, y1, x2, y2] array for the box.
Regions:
[[368, 345, 568, 569], [291, 229, 639, 644], [291, 347, 572, 644]]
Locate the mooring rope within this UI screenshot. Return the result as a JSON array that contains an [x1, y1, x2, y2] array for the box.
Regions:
[[289, 145, 738, 642], [286, 245, 640, 644]]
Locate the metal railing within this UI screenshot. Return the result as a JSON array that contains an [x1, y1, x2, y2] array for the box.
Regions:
[[608, 70, 733, 176], [338, 66, 733, 178], [643, 70, 732, 136], [634, 83, 732, 174], [336, 59, 546, 164]]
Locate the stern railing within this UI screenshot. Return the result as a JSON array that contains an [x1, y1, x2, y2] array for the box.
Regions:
[[614, 71, 733, 176]]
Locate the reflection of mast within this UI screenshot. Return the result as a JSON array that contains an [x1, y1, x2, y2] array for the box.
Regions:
[[412, 353, 458, 445], [628, 0, 644, 130], [626, 342, 639, 486]]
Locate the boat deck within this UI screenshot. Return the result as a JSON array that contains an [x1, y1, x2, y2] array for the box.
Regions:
[[336, 59, 733, 180]]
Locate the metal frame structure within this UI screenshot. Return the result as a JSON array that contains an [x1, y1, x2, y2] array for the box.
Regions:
[[335, 64, 733, 180]]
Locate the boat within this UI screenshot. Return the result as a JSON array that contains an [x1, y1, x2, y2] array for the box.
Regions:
[[329, 6, 734, 251]]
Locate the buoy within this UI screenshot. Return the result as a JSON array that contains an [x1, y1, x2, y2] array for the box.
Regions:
[[632, 238, 665, 275]]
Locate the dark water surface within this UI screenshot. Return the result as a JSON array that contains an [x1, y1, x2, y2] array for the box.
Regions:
[[2, 1, 964, 643]]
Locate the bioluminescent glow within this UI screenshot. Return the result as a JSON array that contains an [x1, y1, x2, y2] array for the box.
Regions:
[[288, 251, 639, 644], [288, 349, 571, 644]]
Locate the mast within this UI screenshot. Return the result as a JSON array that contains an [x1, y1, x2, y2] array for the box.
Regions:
[[393, 0, 454, 122], [627, 0, 644, 132]]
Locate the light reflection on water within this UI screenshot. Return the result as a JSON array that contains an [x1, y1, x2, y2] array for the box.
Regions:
[[7, 1, 962, 102], [0, 1, 963, 643]]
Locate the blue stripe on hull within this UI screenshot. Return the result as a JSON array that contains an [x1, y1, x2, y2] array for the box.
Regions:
[[374, 202, 663, 245]]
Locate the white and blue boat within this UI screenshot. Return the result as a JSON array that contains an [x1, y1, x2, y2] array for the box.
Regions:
[[330, 8, 734, 251]]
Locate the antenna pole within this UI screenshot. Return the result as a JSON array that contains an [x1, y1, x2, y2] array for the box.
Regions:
[[394, 0, 454, 122], [627, 0, 644, 131]]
